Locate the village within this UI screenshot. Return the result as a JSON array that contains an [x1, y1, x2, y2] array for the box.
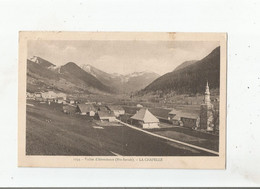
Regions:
[[26, 82, 219, 156], [27, 82, 219, 132]]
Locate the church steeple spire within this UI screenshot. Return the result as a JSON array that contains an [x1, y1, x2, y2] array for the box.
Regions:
[[200, 80, 215, 131], [204, 81, 211, 105]]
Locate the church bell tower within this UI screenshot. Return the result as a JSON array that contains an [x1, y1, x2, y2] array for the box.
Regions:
[[199, 81, 214, 131]]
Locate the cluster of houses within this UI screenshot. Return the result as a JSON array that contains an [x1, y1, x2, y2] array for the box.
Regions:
[[65, 103, 125, 123], [167, 82, 218, 132], [27, 82, 218, 133], [26, 91, 77, 104], [128, 82, 218, 132], [130, 107, 200, 130], [72, 103, 160, 129], [27, 91, 67, 102]]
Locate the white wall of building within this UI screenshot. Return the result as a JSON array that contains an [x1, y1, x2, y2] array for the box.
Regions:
[[142, 122, 159, 129]]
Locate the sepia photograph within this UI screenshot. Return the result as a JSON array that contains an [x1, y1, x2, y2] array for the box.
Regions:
[[18, 32, 226, 168]]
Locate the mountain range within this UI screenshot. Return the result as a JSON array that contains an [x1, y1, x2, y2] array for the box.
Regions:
[[27, 46, 220, 95], [142, 46, 220, 94], [81, 64, 160, 93], [27, 57, 159, 94]]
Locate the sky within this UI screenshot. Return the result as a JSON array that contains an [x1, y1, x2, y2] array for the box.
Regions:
[[28, 40, 219, 75]]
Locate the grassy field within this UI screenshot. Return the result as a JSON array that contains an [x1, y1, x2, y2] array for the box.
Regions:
[[26, 100, 215, 156], [120, 105, 218, 151], [150, 127, 219, 151]]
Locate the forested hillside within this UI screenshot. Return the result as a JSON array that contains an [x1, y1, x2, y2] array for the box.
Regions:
[[142, 46, 220, 94]]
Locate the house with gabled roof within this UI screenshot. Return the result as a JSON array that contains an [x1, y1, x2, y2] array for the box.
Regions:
[[97, 110, 117, 122], [168, 108, 179, 116], [179, 112, 200, 129], [131, 108, 159, 129], [106, 105, 125, 117], [168, 108, 181, 125], [76, 104, 96, 116]]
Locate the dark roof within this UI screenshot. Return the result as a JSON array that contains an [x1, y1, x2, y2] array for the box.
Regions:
[[168, 109, 180, 115], [106, 105, 124, 111], [77, 104, 96, 113], [98, 110, 115, 118], [98, 106, 109, 111], [171, 115, 181, 121], [179, 112, 199, 120]]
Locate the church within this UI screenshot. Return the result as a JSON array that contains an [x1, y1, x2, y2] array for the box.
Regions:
[[199, 81, 215, 132]]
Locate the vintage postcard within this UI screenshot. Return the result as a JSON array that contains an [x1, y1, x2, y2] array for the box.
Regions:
[[18, 32, 226, 169]]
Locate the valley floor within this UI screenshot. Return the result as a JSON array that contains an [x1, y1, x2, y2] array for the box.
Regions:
[[26, 100, 217, 156]]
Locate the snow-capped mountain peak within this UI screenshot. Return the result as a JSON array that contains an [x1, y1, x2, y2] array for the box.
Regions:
[[80, 64, 97, 77], [29, 56, 40, 63], [81, 64, 91, 72]]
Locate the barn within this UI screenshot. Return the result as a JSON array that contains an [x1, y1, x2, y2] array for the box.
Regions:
[[76, 104, 96, 116], [180, 113, 200, 129], [97, 111, 117, 122], [168, 109, 179, 117], [131, 108, 160, 129], [168, 109, 181, 125], [170, 115, 181, 125], [106, 105, 125, 117]]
